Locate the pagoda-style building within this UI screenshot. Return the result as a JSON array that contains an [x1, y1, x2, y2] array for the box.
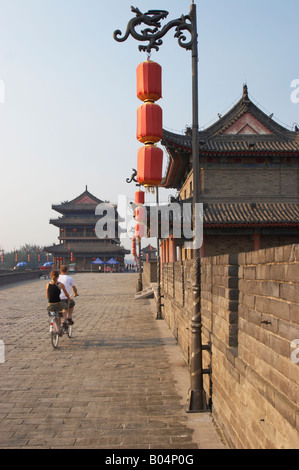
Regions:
[[141, 244, 157, 261], [159, 85, 299, 260], [45, 187, 129, 269]]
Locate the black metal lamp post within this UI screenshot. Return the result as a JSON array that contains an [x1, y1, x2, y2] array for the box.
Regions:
[[136, 236, 143, 292], [136, 190, 143, 293], [156, 186, 163, 320], [114, 1, 205, 411]]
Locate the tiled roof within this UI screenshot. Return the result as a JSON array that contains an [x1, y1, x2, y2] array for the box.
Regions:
[[44, 242, 130, 255], [203, 203, 299, 226], [145, 201, 299, 228], [50, 217, 100, 226], [52, 189, 107, 213], [162, 131, 299, 153]]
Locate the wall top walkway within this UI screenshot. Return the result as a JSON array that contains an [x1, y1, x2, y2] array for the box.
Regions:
[[0, 273, 226, 449]]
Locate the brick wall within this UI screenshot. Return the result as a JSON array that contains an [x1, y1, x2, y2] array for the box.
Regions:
[[161, 244, 299, 449], [180, 168, 299, 202], [203, 234, 299, 258]]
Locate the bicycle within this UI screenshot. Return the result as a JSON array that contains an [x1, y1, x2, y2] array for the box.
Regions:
[[48, 300, 73, 349]]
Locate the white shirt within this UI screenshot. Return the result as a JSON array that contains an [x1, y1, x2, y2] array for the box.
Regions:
[[58, 274, 75, 300]]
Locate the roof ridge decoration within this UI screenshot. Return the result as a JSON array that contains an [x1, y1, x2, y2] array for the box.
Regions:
[[242, 83, 250, 102]]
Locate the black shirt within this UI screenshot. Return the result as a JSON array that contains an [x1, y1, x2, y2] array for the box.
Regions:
[[48, 283, 61, 303]]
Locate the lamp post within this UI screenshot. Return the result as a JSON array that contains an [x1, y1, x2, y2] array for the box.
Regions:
[[114, 1, 206, 411], [137, 235, 143, 292], [156, 186, 163, 320]]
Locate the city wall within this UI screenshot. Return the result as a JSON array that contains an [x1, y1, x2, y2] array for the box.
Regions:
[[0, 270, 44, 286], [161, 244, 299, 449]]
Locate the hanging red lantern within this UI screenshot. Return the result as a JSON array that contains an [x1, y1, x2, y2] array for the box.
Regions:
[[135, 205, 146, 223], [135, 222, 145, 238], [137, 60, 162, 102], [137, 144, 163, 186], [137, 101, 162, 144], [135, 190, 145, 205]]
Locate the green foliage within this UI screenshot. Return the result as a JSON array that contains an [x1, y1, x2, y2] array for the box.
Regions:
[[0, 244, 52, 270]]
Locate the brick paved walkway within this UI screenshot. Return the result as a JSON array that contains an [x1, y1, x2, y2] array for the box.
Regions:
[[0, 274, 226, 449]]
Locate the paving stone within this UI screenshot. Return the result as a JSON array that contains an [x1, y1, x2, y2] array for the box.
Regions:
[[0, 274, 227, 449]]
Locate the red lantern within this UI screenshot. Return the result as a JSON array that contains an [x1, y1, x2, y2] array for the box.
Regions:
[[1, 253, 4, 262], [137, 60, 162, 102], [137, 144, 163, 186], [135, 190, 145, 205], [137, 102, 162, 144], [135, 206, 146, 222], [135, 223, 145, 238]]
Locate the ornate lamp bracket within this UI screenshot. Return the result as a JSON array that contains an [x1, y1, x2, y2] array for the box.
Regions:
[[113, 6, 195, 53], [126, 168, 137, 184]]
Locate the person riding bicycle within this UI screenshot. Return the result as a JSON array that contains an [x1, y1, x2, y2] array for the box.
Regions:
[[46, 270, 72, 328], [58, 265, 79, 325]]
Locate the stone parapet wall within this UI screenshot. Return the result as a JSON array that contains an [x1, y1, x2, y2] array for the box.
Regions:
[[0, 270, 43, 286], [161, 244, 299, 449]]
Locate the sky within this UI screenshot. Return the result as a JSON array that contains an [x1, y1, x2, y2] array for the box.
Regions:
[[0, 0, 299, 254]]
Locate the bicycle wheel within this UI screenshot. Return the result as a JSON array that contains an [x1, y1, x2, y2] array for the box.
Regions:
[[51, 318, 60, 349], [67, 323, 73, 338]]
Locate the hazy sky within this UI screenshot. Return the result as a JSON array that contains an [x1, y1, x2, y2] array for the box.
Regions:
[[0, 0, 298, 253]]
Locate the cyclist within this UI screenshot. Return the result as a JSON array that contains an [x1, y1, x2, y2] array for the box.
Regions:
[[46, 270, 72, 328], [58, 265, 79, 325]]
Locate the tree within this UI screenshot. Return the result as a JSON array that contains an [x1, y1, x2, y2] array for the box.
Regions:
[[0, 244, 53, 270]]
